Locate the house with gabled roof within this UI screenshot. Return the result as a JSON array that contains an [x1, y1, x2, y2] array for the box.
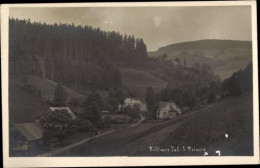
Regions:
[[11, 123, 44, 155], [47, 107, 77, 119], [157, 100, 182, 119], [39, 107, 76, 130]]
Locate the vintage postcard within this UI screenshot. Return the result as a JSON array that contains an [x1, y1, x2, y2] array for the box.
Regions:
[[1, 1, 259, 167]]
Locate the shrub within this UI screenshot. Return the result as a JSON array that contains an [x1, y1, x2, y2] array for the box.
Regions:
[[43, 129, 66, 142], [70, 118, 94, 132], [96, 120, 105, 130]]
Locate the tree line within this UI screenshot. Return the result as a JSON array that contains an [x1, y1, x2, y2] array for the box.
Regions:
[[9, 18, 147, 90], [221, 62, 252, 96]]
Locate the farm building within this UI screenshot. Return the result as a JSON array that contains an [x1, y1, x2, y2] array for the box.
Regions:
[[157, 100, 182, 119], [39, 107, 76, 130], [11, 123, 44, 155], [119, 98, 147, 112], [47, 107, 77, 119]]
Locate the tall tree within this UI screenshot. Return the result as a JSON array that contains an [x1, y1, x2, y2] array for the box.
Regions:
[[81, 102, 101, 124], [145, 87, 155, 111], [83, 92, 103, 109], [54, 84, 67, 106]]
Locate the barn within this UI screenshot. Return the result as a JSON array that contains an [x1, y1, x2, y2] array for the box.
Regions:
[[11, 123, 44, 156], [47, 107, 77, 119]]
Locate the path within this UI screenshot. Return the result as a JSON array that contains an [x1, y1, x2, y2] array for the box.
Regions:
[[129, 113, 146, 128], [39, 130, 115, 156]]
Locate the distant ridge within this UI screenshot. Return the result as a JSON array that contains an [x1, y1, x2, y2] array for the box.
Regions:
[[149, 39, 252, 80], [157, 39, 252, 52]]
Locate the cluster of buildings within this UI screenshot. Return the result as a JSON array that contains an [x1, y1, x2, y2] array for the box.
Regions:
[[119, 98, 182, 119], [10, 106, 77, 156], [11, 98, 183, 155]]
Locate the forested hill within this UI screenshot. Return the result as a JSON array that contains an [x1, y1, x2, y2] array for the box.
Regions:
[[9, 18, 221, 104], [9, 18, 148, 90]]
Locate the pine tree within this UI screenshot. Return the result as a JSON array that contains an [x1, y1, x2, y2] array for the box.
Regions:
[[54, 84, 67, 106], [81, 102, 101, 124], [145, 87, 155, 111]]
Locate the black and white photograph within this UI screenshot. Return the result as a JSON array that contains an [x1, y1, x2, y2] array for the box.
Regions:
[[1, 1, 259, 167]]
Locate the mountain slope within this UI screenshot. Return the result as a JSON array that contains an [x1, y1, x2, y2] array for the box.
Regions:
[[120, 68, 167, 97], [27, 76, 87, 102], [12, 75, 87, 103], [148, 40, 252, 79]]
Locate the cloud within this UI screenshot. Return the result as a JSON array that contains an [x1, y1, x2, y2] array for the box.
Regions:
[[102, 20, 113, 24]]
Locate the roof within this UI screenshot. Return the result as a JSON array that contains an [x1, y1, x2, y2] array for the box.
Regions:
[[101, 110, 109, 113], [49, 107, 76, 119], [158, 100, 180, 112], [14, 123, 43, 141], [159, 102, 170, 110], [125, 98, 144, 102]]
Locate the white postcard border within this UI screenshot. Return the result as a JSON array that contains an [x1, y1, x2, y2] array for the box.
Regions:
[[1, 1, 259, 167]]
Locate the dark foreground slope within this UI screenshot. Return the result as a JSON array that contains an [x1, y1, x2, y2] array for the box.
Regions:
[[147, 94, 253, 156]]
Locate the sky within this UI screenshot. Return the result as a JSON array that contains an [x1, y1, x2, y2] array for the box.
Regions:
[[9, 6, 252, 51]]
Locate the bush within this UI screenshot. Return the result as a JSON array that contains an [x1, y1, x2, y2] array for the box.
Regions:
[[208, 91, 216, 103], [43, 129, 67, 142], [126, 111, 139, 119], [142, 111, 154, 120], [64, 127, 75, 136], [110, 118, 123, 124], [96, 120, 105, 130], [102, 117, 112, 129], [70, 118, 94, 132], [23, 84, 41, 97]]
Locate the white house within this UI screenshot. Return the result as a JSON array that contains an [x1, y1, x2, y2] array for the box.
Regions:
[[119, 98, 147, 112], [157, 100, 182, 119]]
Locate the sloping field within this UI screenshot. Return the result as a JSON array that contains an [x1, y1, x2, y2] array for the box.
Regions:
[[27, 76, 87, 102], [9, 85, 50, 124], [120, 68, 167, 97]]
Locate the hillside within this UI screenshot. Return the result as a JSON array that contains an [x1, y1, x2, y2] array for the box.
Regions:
[[150, 94, 253, 156], [12, 76, 87, 103], [148, 40, 252, 79], [120, 94, 254, 156], [120, 68, 167, 97], [9, 85, 50, 124]]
